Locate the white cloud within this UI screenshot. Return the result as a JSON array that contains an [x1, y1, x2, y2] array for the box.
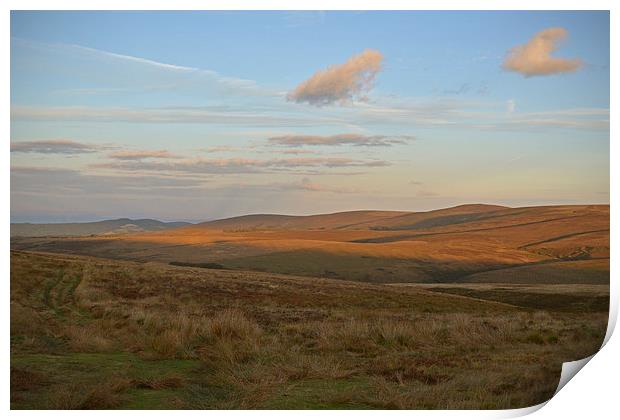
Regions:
[[502, 28, 582, 77], [287, 49, 384, 106]]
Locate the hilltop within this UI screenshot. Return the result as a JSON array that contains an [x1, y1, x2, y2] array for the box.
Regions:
[[10, 218, 192, 238]]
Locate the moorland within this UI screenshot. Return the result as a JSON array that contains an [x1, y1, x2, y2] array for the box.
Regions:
[[10, 204, 609, 409]]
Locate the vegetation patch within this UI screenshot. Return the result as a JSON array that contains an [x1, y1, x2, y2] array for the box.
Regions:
[[169, 261, 227, 270], [10, 251, 607, 409]]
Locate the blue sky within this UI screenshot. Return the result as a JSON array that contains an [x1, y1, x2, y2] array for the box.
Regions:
[[10, 11, 610, 222]]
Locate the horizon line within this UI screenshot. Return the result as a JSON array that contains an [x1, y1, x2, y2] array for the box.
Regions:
[[10, 202, 611, 225]]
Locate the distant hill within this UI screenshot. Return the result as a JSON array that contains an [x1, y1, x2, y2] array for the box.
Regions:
[[194, 205, 507, 232], [11, 218, 192, 237], [196, 210, 410, 231]]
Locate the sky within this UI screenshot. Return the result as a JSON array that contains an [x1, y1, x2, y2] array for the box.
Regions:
[[10, 11, 610, 223]]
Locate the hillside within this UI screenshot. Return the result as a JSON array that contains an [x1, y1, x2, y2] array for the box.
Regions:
[[194, 205, 508, 232], [10, 218, 191, 238], [10, 204, 609, 284], [196, 210, 410, 231]]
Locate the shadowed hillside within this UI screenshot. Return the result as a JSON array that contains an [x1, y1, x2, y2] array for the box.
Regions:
[[10, 204, 609, 284]]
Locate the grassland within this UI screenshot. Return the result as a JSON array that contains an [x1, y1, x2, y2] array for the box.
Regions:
[[10, 204, 609, 409], [11, 250, 607, 409]]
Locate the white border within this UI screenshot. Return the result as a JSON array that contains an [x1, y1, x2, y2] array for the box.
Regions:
[[3, 1, 616, 419], [0, 0, 617, 11]]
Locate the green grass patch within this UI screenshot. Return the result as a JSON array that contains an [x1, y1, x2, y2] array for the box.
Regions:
[[10, 352, 202, 409], [265, 377, 376, 409]]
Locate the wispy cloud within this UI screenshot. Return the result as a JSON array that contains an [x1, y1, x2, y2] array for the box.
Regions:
[[494, 118, 609, 131], [441, 83, 471, 95], [12, 101, 608, 133], [11, 166, 77, 176], [13, 37, 278, 97], [268, 133, 414, 147], [276, 177, 359, 194], [287, 49, 384, 106], [11, 166, 208, 197], [10, 105, 343, 127], [10, 166, 368, 223], [502, 28, 582, 77], [416, 190, 440, 198], [67, 43, 198, 72], [11, 140, 99, 154], [58, 85, 180, 95], [108, 150, 180, 160], [92, 156, 390, 175], [202, 146, 253, 154], [352, 99, 609, 132], [506, 99, 516, 113], [264, 149, 320, 155], [519, 108, 610, 117]]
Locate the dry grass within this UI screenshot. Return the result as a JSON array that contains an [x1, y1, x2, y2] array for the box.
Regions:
[[133, 374, 185, 390], [64, 324, 115, 352], [207, 309, 263, 340], [11, 368, 48, 392], [10, 250, 608, 409], [45, 377, 132, 409]]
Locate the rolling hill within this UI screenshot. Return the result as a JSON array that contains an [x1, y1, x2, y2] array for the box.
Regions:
[[10, 204, 609, 284], [195, 210, 411, 231], [193, 205, 505, 231], [10, 218, 192, 238]]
